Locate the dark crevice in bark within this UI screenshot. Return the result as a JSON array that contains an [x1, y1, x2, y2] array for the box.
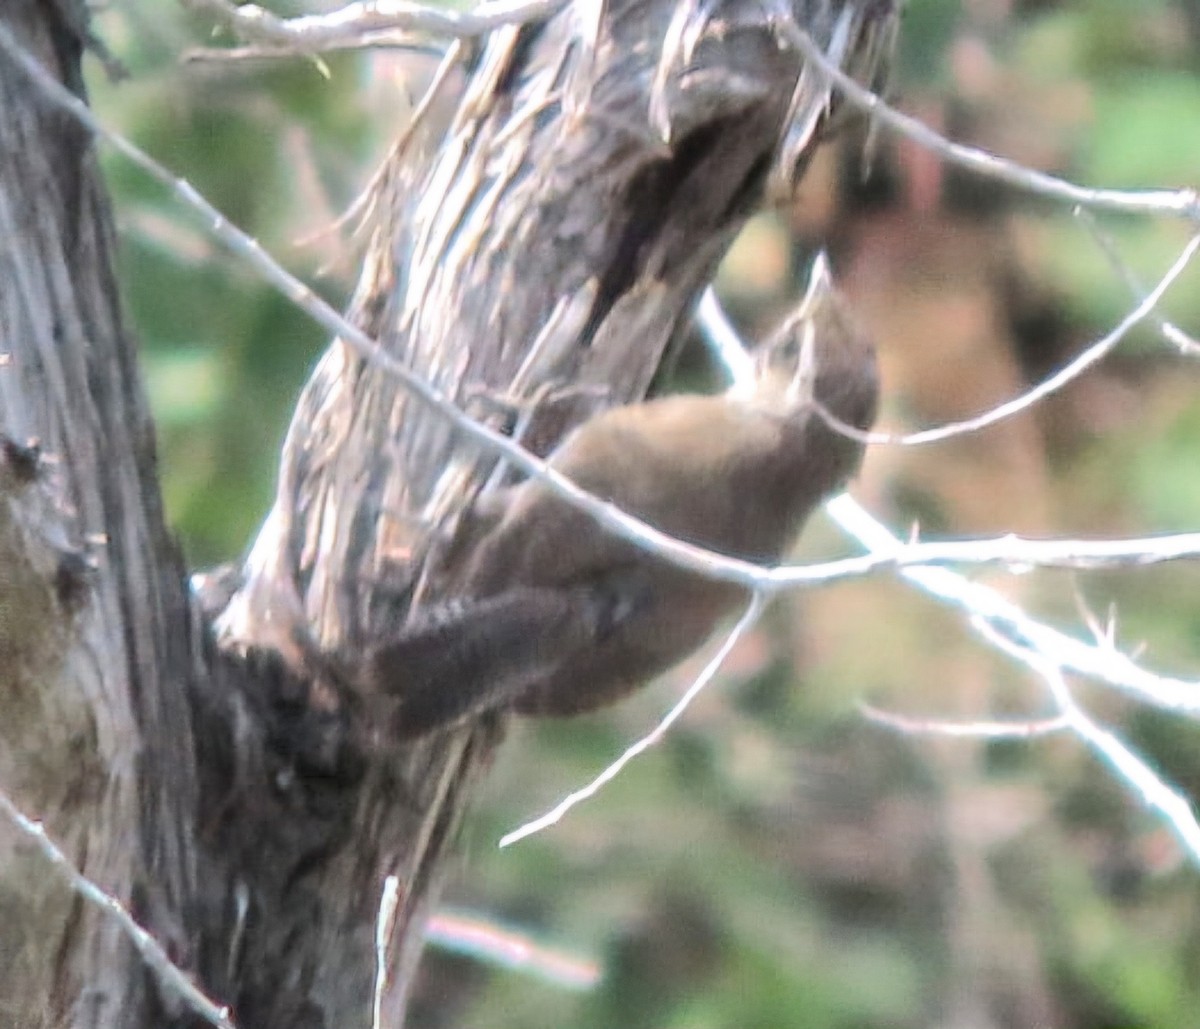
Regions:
[[587, 118, 740, 341]]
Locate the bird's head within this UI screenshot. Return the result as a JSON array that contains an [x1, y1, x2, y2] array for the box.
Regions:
[[736, 253, 878, 437]]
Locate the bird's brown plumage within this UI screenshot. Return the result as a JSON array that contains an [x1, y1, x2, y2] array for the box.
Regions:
[[361, 260, 878, 734]]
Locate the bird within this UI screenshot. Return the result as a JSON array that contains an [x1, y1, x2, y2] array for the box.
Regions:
[[359, 256, 879, 737]]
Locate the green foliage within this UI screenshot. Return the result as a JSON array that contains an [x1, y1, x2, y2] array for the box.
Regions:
[[1087, 74, 1200, 190]]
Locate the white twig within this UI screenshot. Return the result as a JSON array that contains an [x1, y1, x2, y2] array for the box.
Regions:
[[761, 529, 1200, 588], [0, 787, 239, 1029], [975, 619, 1200, 866], [814, 232, 1200, 448], [1075, 207, 1200, 356], [697, 294, 1200, 720], [500, 594, 766, 847], [778, 20, 1200, 221], [697, 286, 755, 385], [825, 494, 1200, 717], [183, 36, 443, 61], [700, 286, 1200, 719], [859, 703, 1070, 740], [893, 232, 1200, 445], [181, 0, 568, 49], [372, 875, 401, 1029]]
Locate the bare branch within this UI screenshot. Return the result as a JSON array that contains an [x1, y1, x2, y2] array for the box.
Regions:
[[697, 287, 1200, 720], [697, 286, 756, 383], [183, 36, 444, 62], [890, 230, 1200, 444], [1076, 207, 1200, 357], [859, 702, 1070, 740], [499, 593, 767, 847], [180, 0, 568, 50], [825, 495, 1200, 716], [975, 619, 1200, 867], [765, 528, 1200, 587], [809, 232, 1200, 448], [372, 876, 401, 1029], [0, 786, 239, 1029], [777, 20, 1200, 221]]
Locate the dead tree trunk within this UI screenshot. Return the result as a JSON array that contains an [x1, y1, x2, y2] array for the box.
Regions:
[[0, 0, 895, 1027]]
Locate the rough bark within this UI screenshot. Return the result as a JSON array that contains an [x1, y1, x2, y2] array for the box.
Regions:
[[0, 2, 197, 1027], [0, 0, 895, 1027]]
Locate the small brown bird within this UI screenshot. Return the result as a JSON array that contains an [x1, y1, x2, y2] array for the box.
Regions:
[[363, 257, 879, 736]]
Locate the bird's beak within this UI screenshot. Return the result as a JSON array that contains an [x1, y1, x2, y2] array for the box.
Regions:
[[801, 251, 835, 313], [783, 252, 833, 406], [785, 315, 816, 408], [741, 250, 838, 408]]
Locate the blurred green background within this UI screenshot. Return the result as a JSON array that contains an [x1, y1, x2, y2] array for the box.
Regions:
[[90, 1, 1200, 1026]]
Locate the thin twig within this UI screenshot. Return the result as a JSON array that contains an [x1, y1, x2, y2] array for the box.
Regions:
[[500, 593, 766, 846], [183, 36, 445, 63], [180, 0, 569, 49], [895, 230, 1200, 445], [0, 787, 239, 1029], [1076, 207, 1200, 356], [778, 20, 1200, 221], [975, 619, 1200, 867], [696, 287, 755, 383], [372, 875, 401, 1029], [859, 703, 1070, 740], [762, 528, 1200, 588], [810, 232, 1200, 447], [699, 290, 1200, 720], [825, 495, 1200, 717]]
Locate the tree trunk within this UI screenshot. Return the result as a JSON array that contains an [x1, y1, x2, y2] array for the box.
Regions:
[[0, 0, 895, 1026], [0, 2, 198, 1027]]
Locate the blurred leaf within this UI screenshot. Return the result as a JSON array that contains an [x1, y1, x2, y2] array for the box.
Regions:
[[143, 346, 222, 424], [1132, 392, 1200, 528], [1086, 73, 1200, 189]]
